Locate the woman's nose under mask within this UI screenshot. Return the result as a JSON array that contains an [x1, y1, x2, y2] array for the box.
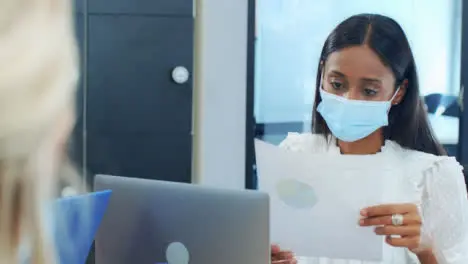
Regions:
[[317, 88, 399, 142]]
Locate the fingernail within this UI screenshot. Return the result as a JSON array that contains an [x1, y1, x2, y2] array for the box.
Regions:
[[360, 209, 367, 216], [359, 219, 364, 226]]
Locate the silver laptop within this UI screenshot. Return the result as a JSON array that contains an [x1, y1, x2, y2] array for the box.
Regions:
[[94, 174, 269, 264]]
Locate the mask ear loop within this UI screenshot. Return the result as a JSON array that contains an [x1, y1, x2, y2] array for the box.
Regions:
[[386, 87, 401, 115], [390, 86, 401, 105]]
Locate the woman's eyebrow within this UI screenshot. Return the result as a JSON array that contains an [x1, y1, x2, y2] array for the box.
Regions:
[[328, 70, 382, 83], [329, 70, 345, 77], [361, 77, 382, 83], [330, 70, 345, 77]]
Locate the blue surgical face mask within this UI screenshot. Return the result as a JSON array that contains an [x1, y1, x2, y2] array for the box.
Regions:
[[316, 87, 399, 142]]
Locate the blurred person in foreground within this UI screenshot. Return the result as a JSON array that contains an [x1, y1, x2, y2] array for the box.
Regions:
[[0, 0, 79, 263]]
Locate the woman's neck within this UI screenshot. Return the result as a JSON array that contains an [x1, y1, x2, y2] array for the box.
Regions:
[[337, 130, 385, 155]]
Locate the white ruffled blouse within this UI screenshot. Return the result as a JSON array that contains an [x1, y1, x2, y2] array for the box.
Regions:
[[278, 133, 468, 264]]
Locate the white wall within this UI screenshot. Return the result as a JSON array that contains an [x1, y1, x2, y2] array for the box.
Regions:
[[192, 0, 248, 189]]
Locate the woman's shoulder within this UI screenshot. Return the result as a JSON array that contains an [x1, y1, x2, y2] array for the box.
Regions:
[[278, 132, 335, 154], [386, 140, 464, 181]]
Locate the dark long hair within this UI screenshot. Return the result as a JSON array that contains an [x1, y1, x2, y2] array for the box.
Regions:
[[312, 14, 446, 156]]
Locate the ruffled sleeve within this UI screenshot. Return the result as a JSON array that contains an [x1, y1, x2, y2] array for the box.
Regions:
[[419, 157, 468, 264], [278, 132, 335, 154], [278, 132, 305, 151]]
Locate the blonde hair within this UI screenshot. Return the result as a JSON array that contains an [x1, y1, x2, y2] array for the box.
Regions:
[[0, 0, 79, 263]]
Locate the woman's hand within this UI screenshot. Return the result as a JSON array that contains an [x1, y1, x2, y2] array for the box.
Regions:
[[271, 244, 297, 264], [359, 203, 427, 252]]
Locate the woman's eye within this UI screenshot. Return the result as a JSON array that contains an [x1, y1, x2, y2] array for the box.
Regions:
[[330, 81, 343, 90], [363, 88, 377, 96]]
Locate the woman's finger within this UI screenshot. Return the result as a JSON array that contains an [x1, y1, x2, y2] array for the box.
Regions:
[[271, 244, 281, 254], [272, 260, 297, 264], [272, 251, 294, 260], [271, 245, 296, 264], [374, 225, 420, 236], [385, 235, 420, 250], [361, 203, 418, 217], [360, 212, 421, 226]]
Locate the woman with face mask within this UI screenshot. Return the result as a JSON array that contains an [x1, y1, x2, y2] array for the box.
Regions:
[[271, 14, 468, 264], [0, 0, 79, 263]]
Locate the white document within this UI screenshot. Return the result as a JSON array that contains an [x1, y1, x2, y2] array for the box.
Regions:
[[255, 139, 394, 261]]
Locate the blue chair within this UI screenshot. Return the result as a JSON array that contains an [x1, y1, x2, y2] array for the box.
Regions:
[[424, 93, 459, 117]]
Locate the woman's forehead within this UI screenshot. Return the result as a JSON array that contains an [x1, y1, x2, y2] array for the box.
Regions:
[[324, 45, 394, 80]]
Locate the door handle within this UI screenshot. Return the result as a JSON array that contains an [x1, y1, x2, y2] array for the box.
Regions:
[[171, 66, 190, 84]]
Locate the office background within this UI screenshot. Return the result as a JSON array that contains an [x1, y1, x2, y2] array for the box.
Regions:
[[68, 1, 468, 262], [70, 0, 468, 194], [251, 0, 468, 188], [71, 0, 251, 192]]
